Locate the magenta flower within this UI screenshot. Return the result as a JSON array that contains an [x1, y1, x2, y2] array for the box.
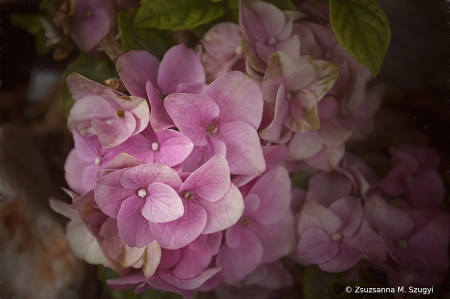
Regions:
[[217, 167, 295, 283], [240, 0, 304, 73], [67, 73, 149, 148], [260, 52, 340, 143], [69, 0, 116, 52], [296, 197, 386, 272], [117, 44, 206, 130], [94, 154, 184, 248], [165, 71, 266, 176], [381, 145, 445, 209], [111, 125, 193, 168], [364, 195, 450, 285], [65, 130, 112, 195], [149, 155, 244, 249], [201, 22, 245, 83]]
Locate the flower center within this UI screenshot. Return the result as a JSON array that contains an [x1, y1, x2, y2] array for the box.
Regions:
[[240, 217, 250, 226], [331, 233, 342, 242], [115, 110, 125, 118], [94, 157, 102, 165], [286, 92, 292, 100], [151, 142, 160, 151], [206, 125, 218, 134], [397, 239, 407, 249], [138, 189, 147, 198], [324, 50, 332, 60], [85, 10, 93, 18], [183, 192, 193, 200], [235, 45, 243, 55], [267, 36, 277, 46]]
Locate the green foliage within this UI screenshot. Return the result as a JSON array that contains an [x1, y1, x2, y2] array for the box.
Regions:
[[134, 0, 226, 31], [263, 0, 297, 11], [303, 266, 393, 299], [9, 13, 52, 56], [61, 53, 119, 115], [97, 265, 183, 299], [119, 10, 175, 59], [329, 0, 391, 77]]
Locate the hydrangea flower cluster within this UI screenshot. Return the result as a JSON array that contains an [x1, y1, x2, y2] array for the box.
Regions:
[[50, 0, 450, 298]]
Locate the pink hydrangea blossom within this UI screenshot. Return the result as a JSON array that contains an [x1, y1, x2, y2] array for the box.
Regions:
[[165, 71, 266, 176], [117, 44, 206, 130], [296, 197, 386, 272], [67, 73, 149, 148]]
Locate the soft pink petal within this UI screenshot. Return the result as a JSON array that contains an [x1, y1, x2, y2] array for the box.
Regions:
[[182, 137, 227, 172], [176, 83, 208, 94], [284, 89, 319, 132], [91, 111, 136, 148], [142, 182, 185, 223], [147, 81, 175, 131], [306, 172, 353, 207], [172, 244, 212, 279], [256, 35, 300, 63], [243, 0, 285, 42], [328, 197, 363, 238], [158, 44, 205, 94], [143, 241, 162, 278], [297, 227, 339, 265], [120, 163, 182, 190], [410, 169, 445, 209], [159, 248, 181, 269], [117, 195, 155, 247], [288, 130, 323, 160], [304, 145, 346, 171], [117, 50, 160, 98], [298, 200, 343, 235], [219, 121, 266, 176], [150, 201, 207, 249], [159, 267, 222, 290], [201, 22, 241, 60]]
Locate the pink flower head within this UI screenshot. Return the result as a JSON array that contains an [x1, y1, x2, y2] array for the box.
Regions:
[[288, 96, 352, 171], [67, 73, 149, 148], [150, 155, 244, 249], [260, 52, 340, 143], [296, 197, 386, 272], [94, 154, 184, 248], [217, 167, 295, 283], [69, 0, 116, 52], [165, 71, 266, 176], [65, 130, 113, 195], [364, 195, 450, 285], [201, 22, 245, 83], [240, 0, 304, 73], [111, 125, 194, 168], [117, 44, 206, 130], [381, 145, 445, 209]]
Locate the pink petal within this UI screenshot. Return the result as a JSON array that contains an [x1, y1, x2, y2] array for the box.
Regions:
[[206, 231, 223, 255], [94, 168, 135, 218], [159, 248, 181, 269], [117, 50, 160, 98], [304, 145, 346, 171], [180, 155, 230, 203], [182, 137, 227, 172], [284, 89, 319, 132], [172, 244, 212, 279], [410, 169, 445, 209], [255, 35, 300, 63], [198, 183, 244, 234], [200, 71, 264, 129], [153, 129, 194, 167], [219, 121, 266, 176], [243, 0, 285, 42], [142, 182, 184, 223], [147, 81, 175, 131], [176, 83, 207, 94], [120, 163, 182, 190], [143, 241, 162, 278], [328, 197, 363, 238], [306, 172, 353, 207], [288, 130, 323, 160], [158, 44, 205, 94], [91, 111, 136, 148], [66, 73, 117, 101], [150, 201, 207, 249], [65, 149, 92, 195], [297, 227, 339, 265], [201, 22, 241, 60], [298, 200, 343, 235], [319, 118, 352, 148], [248, 166, 291, 225], [165, 94, 220, 146], [217, 228, 263, 284], [159, 267, 222, 290], [117, 195, 155, 247]]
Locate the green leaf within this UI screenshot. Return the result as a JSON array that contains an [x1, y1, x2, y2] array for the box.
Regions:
[[97, 265, 183, 299], [263, 0, 297, 11], [290, 172, 312, 189], [61, 53, 119, 115], [35, 31, 52, 56], [9, 13, 44, 35], [134, 0, 226, 30], [119, 10, 174, 59], [329, 0, 390, 76]]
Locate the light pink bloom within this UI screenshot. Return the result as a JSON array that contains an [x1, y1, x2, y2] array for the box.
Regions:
[[165, 71, 266, 176], [117, 44, 206, 130], [296, 197, 386, 272], [201, 22, 245, 83], [67, 73, 149, 148], [217, 167, 295, 283]]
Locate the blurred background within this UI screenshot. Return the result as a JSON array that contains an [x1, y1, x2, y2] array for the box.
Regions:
[[0, 0, 449, 298]]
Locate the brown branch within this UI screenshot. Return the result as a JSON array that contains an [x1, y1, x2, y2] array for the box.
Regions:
[[99, 33, 122, 64]]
